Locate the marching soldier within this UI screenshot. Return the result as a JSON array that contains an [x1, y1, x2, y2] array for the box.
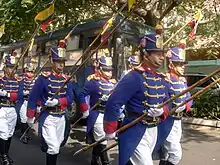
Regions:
[[19, 62, 35, 144], [0, 55, 23, 165], [79, 56, 116, 165], [103, 33, 170, 165], [120, 55, 140, 80], [157, 43, 192, 165], [26, 44, 74, 165]]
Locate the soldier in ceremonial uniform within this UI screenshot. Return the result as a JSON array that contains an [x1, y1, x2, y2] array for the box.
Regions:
[[19, 62, 35, 144], [120, 55, 140, 80], [0, 55, 23, 165], [103, 33, 171, 165], [79, 56, 116, 165], [26, 44, 74, 165], [157, 43, 192, 165]]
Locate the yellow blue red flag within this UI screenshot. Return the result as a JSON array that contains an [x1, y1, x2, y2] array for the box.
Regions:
[[101, 17, 114, 42], [35, 3, 54, 32], [188, 11, 202, 40], [0, 23, 5, 38], [128, 0, 135, 11]]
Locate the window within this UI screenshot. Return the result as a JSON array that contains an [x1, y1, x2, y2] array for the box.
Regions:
[[66, 35, 80, 51]]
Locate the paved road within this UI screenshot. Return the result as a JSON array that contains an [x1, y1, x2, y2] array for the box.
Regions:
[[10, 124, 220, 165]]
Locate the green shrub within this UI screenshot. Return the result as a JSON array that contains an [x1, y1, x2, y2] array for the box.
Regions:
[[186, 91, 220, 120]]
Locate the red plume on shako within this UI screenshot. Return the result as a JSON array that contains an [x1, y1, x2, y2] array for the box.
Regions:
[[178, 39, 186, 49], [57, 40, 67, 49]]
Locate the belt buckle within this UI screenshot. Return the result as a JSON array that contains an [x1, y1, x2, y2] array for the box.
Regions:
[[1, 100, 11, 106], [142, 117, 159, 126], [173, 112, 183, 119], [49, 107, 62, 114]]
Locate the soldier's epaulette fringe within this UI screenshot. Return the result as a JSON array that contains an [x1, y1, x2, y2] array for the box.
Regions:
[[15, 75, 22, 81], [164, 73, 171, 83], [87, 74, 101, 81], [109, 79, 117, 84], [41, 71, 51, 78]]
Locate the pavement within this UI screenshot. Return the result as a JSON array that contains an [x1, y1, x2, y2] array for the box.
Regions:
[[9, 124, 220, 165]]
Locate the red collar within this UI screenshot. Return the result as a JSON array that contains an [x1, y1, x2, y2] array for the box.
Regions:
[[24, 73, 34, 80], [51, 71, 62, 78], [141, 63, 157, 74], [169, 72, 180, 80], [95, 71, 109, 82]]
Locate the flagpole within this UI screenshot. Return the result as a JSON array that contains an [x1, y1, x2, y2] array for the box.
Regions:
[[163, 8, 204, 46], [10, 24, 41, 76], [30, 23, 79, 83]]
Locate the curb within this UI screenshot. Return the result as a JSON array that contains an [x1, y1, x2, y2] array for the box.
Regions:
[[182, 117, 220, 128]]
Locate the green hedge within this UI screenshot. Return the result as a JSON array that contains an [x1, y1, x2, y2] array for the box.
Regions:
[[186, 91, 220, 120]]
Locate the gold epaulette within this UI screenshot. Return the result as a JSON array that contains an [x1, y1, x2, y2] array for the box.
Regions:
[[87, 74, 100, 81], [41, 71, 51, 78], [109, 79, 117, 84], [15, 75, 22, 81], [164, 73, 171, 83]]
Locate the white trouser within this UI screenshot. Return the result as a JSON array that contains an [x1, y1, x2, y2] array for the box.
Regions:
[[130, 126, 158, 165], [0, 107, 17, 140], [93, 113, 107, 145], [163, 120, 182, 164], [20, 100, 28, 123], [42, 114, 66, 155]]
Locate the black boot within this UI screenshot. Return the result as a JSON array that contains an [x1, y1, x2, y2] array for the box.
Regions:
[[20, 123, 29, 144], [5, 137, 13, 164], [1, 154, 10, 165], [0, 139, 10, 165], [46, 154, 58, 165], [99, 144, 110, 165], [91, 155, 101, 165], [166, 161, 175, 165], [126, 160, 133, 165], [159, 160, 167, 165], [91, 146, 101, 165]]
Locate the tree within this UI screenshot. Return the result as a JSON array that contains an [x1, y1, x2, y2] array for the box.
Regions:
[[0, 0, 219, 59]]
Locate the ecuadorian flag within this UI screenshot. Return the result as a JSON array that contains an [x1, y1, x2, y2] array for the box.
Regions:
[[34, 3, 54, 32], [101, 17, 114, 42], [128, 0, 135, 11], [0, 23, 5, 38]]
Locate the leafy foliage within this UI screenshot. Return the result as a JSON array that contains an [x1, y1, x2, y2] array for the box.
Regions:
[[187, 91, 220, 120], [0, 0, 219, 56]]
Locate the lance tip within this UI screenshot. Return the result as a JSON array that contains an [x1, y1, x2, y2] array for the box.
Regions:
[[72, 149, 82, 157]]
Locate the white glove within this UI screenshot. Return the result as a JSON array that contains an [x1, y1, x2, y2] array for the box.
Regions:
[[119, 112, 125, 120], [36, 106, 42, 113], [23, 90, 30, 96], [119, 105, 125, 113], [105, 132, 116, 140], [100, 95, 110, 102], [45, 98, 59, 107], [27, 118, 35, 129], [0, 90, 8, 97], [175, 104, 186, 113], [82, 110, 89, 119], [148, 105, 164, 117]]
